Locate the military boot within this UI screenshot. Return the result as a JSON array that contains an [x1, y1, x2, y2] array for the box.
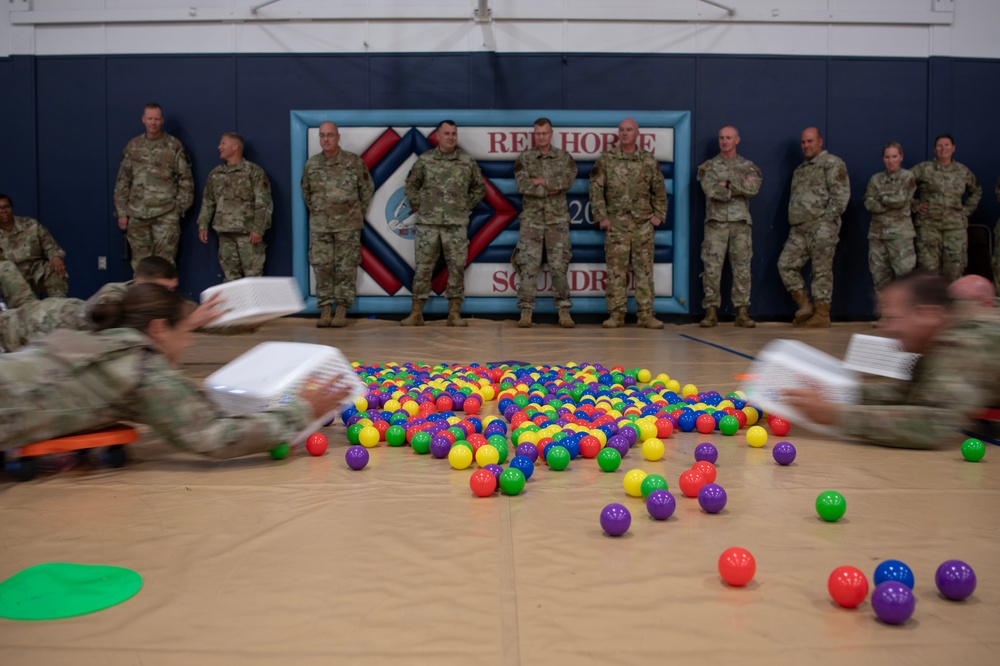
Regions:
[[734, 306, 756, 328], [316, 305, 332, 328], [802, 301, 831, 328], [699, 307, 718, 328], [400, 299, 425, 327], [602, 312, 625, 329], [790, 289, 813, 326], [330, 305, 348, 328], [447, 299, 467, 327], [558, 308, 575, 328], [637, 313, 664, 329], [518, 309, 532, 328]]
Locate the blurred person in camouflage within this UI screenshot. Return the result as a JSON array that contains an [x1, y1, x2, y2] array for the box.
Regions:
[[911, 134, 981, 282], [589, 118, 668, 329], [1, 258, 37, 311], [513, 118, 578, 329], [863, 142, 916, 295], [197, 132, 273, 281], [301, 122, 374, 328], [0, 194, 68, 298], [786, 271, 1000, 449], [114, 102, 194, 269], [402, 120, 486, 327], [777, 127, 850, 328], [696, 126, 762, 329]]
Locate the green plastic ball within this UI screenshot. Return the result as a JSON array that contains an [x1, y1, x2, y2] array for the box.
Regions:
[[719, 414, 740, 436], [546, 445, 571, 471], [499, 468, 526, 495], [411, 431, 432, 454], [640, 474, 669, 499], [961, 437, 986, 462], [269, 442, 291, 460], [385, 425, 407, 446], [346, 423, 364, 445], [816, 490, 847, 522], [494, 441, 509, 464], [597, 448, 622, 472]]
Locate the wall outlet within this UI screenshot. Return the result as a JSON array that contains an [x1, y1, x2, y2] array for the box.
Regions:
[[98, 256, 107, 270]]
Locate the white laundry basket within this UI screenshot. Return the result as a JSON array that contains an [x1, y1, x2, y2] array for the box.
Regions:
[[200, 277, 305, 328], [843, 333, 921, 380]]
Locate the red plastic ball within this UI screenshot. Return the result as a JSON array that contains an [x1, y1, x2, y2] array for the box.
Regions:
[[655, 418, 674, 438], [305, 433, 328, 456], [435, 395, 454, 412], [828, 565, 869, 608], [692, 461, 717, 484], [679, 469, 707, 498], [770, 417, 791, 437], [733, 410, 748, 429], [510, 412, 529, 428], [463, 397, 481, 415], [718, 547, 756, 587], [372, 420, 390, 440], [695, 414, 716, 434], [469, 468, 497, 497], [579, 436, 602, 459], [467, 433, 487, 454]]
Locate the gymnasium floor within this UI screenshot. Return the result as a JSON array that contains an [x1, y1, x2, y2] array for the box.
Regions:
[[1, 316, 997, 665]]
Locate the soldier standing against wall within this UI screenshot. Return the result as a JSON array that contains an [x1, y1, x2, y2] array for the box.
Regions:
[[697, 126, 762, 328], [300, 122, 374, 328], [589, 118, 668, 329], [911, 134, 981, 283], [402, 120, 486, 327], [114, 103, 194, 269], [0, 194, 68, 298], [513, 118, 577, 329], [777, 127, 850, 328], [863, 142, 917, 293], [197, 133, 273, 282]]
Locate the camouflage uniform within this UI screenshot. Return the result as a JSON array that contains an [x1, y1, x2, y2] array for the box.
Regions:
[[0, 216, 68, 297], [301, 151, 374, 307], [863, 168, 917, 291], [589, 147, 668, 317], [114, 133, 194, 269], [0, 297, 88, 353], [513, 145, 577, 311], [404, 147, 486, 300], [778, 150, 850, 302], [697, 154, 763, 309], [835, 306, 1000, 449], [911, 160, 982, 282], [0, 328, 314, 459], [0, 259, 38, 311], [197, 160, 273, 282]]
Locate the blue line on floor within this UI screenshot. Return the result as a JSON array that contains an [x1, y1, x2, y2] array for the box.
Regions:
[[961, 430, 1000, 447], [678, 333, 757, 361]]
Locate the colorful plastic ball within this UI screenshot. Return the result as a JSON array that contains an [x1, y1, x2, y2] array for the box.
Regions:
[[499, 468, 526, 495], [269, 442, 291, 460], [469, 468, 497, 497], [435, 395, 454, 412], [695, 414, 716, 434], [515, 442, 538, 462], [345, 445, 369, 470], [694, 442, 718, 464], [623, 469, 648, 497], [483, 463, 504, 480], [448, 445, 473, 470], [935, 560, 976, 601], [509, 455, 535, 480], [429, 436, 452, 459], [871, 581, 915, 625], [646, 489, 676, 520], [828, 566, 869, 608], [597, 447, 622, 472], [640, 473, 669, 499], [718, 547, 756, 587], [874, 560, 915, 590], [677, 412, 698, 432], [961, 437, 986, 462], [681, 383, 699, 398], [641, 437, 665, 461], [546, 445, 571, 471], [600, 503, 632, 536], [475, 444, 500, 467], [678, 469, 707, 498], [305, 433, 328, 456], [605, 436, 629, 457], [816, 490, 847, 522], [692, 460, 717, 483], [718, 414, 739, 436], [698, 483, 727, 513], [463, 397, 481, 415], [385, 424, 407, 447], [411, 431, 432, 455], [346, 423, 364, 445], [746, 425, 767, 448], [358, 425, 381, 448], [580, 435, 603, 459], [654, 417, 674, 438], [769, 417, 791, 436], [637, 368, 652, 383], [772, 441, 796, 465]]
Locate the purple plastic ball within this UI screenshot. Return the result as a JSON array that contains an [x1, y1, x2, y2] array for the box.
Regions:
[[694, 442, 718, 464], [345, 445, 369, 470], [772, 441, 797, 466], [515, 442, 539, 462], [429, 436, 452, 459], [871, 581, 916, 625], [600, 503, 632, 537], [935, 560, 977, 601], [697, 483, 728, 513], [606, 435, 630, 458], [483, 463, 504, 480], [646, 490, 676, 520]]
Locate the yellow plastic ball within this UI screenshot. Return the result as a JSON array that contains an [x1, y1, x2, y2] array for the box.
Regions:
[[354, 396, 369, 411], [356, 418, 373, 427], [666, 380, 681, 394], [591, 429, 607, 446], [517, 430, 539, 445], [746, 425, 768, 448], [742, 406, 759, 426], [449, 445, 473, 470], [358, 425, 380, 448], [717, 400, 735, 411], [681, 383, 699, 398], [623, 469, 648, 497], [655, 373, 671, 383], [402, 401, 419, 416], [637, 368, 652, 383], [641, 438, 665, 461], [637, 420, 658, 442], [475, 444, 500, 467]]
